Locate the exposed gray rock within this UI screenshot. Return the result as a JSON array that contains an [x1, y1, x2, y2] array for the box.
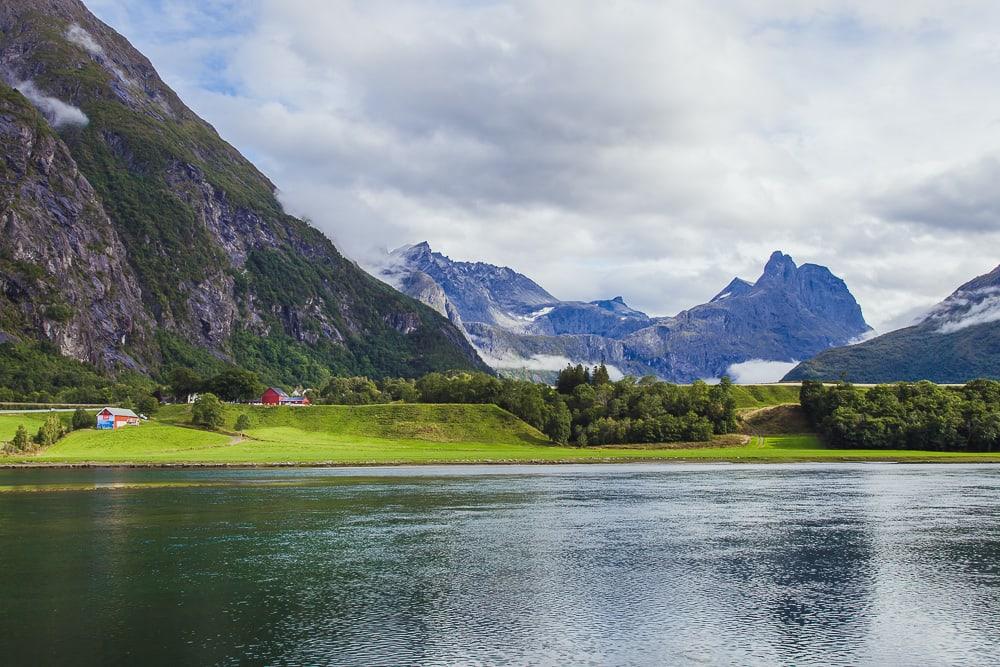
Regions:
[[0, 0, 487, 379], [0, 90, 151, 369], [389, 244, 872, 382]]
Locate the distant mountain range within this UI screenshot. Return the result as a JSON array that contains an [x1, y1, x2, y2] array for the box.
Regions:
[[0, 0, 485, 384], [785, 264, 1000, 383], [382, 244, 872, 382]]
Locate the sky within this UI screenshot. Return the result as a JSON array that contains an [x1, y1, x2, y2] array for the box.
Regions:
[[85, 0, 1000, 331]]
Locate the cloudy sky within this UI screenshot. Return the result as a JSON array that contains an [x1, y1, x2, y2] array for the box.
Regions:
[[87, 0, 1000, 330]]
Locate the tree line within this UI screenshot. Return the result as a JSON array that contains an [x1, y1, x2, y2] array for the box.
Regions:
[[800, 380, 1000, 451], [311, 364, 738, 445]]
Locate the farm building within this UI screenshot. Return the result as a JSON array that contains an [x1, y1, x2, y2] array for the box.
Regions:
[[260, 387, 311, 406], [96, 407, 141, 430]]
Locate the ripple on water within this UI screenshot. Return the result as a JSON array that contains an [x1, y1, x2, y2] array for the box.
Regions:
[[0, 464, 999, 665]]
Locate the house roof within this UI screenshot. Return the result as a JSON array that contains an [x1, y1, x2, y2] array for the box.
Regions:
[[100, 407, 139, 418], [265, 387, 289, 397]]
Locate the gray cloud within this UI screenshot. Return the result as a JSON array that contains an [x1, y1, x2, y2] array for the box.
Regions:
[[87, 0, 1000, 330], [871, 156, 1000, 232]]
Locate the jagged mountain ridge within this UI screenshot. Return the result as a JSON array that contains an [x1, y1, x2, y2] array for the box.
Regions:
[[784, 264, 1000, 383], [0, 0, 487, 382], [384, 245, 872, 382]]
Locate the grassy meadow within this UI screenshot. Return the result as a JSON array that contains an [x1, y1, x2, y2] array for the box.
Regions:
[[2, 399, 999, 465]]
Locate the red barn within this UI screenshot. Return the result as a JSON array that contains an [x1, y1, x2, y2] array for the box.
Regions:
[[260, 387, 310, 406]]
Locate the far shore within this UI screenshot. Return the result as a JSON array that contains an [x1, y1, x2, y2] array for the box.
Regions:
[[5, 454, 1000, 470]]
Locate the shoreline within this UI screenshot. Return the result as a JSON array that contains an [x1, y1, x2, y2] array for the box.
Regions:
[[5, 455, 1000, 469]]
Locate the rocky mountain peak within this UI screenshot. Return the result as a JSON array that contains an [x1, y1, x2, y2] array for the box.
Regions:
[[758, 250, 798, 284], [711, 277, 753, 302], [952, 263, 1000, 294]]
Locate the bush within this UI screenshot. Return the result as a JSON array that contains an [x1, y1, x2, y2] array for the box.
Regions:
[[34, 414, 66, 446], [192, 393, 225, 430], [71, 408, 91, 431], [135, 394, 159, 416], [234, 413, 252, 433], [9, 425, 30, 453]]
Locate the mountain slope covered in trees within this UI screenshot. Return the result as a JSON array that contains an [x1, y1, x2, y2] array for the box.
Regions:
[[785, 264, 1000, 383], [0, 0, 486, 385]]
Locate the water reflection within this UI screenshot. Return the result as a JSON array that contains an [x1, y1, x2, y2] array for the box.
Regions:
[[0, 464, 999, 665]]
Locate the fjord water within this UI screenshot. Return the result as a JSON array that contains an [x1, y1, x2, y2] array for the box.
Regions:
[[1, 465, 999, 665]]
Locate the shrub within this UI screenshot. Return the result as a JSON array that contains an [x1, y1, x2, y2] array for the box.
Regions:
[[34, 414, 66, 446], [135, 394, 159, 416], [71, 408, 91, 430], [234, 413, 252, 433], [9, 425, 30, 452]]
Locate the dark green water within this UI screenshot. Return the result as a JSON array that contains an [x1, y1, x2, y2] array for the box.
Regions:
[[1, 464, 999, 666]]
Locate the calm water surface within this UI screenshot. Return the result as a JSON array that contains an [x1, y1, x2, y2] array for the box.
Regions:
[[1, 463, 999, 666]]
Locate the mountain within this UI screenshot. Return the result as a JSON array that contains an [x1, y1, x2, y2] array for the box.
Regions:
[[0, 0, 486, 384], [384, 246, 871, 382], [784, 264, 1000, 383], [382, 242, 557, 327]]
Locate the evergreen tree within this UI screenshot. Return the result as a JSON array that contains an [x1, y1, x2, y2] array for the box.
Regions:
[[11, 425, 29, 452], [34, 414, 65, 446], [592, 364, 611, 386]]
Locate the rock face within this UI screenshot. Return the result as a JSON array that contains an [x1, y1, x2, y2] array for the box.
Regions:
[[0, 0, 486, 381], [785, 264, 1000, 383], [387, 245, 872, 382], [0, 85, 151, 368], [383, 242, 556, 327]]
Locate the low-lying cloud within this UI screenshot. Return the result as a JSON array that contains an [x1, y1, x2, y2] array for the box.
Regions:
[[482, 352, 624, 380], [66, 23, 104, 55], [725, 359, 798, 384], [13, 80, 88, 127], [929, 287, 1000, 334]]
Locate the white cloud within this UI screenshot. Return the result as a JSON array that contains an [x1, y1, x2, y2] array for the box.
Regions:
[[66, 23, 104, 55], [86, 1, 1000, 328], [13, 80, 88, 127], [726, 359, 799, 384], [482, 352, 624, 380], [929, 287, 1000, 334]]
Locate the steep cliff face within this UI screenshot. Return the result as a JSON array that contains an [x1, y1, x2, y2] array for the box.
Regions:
[[0, 84, 150, 368], [389, 244, 871, 382], [785, 264, 1000, 383], [639, 251, 872, 379], [384, 242, 557, 328], [0, 0, 486, 381]]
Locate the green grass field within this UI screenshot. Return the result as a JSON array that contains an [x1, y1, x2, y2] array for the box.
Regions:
[[3, 403, 1000, 465], [0, 412, 73, 442], [730, 384, 801, 409]]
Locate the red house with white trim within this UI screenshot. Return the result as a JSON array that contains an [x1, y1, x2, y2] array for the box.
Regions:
[[260, 387, 310, 406], [96, 407, 140, 430]]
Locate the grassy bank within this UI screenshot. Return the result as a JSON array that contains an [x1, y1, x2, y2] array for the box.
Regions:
[[730, 384, 801, 409], [3, 403, 1000, 465]]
